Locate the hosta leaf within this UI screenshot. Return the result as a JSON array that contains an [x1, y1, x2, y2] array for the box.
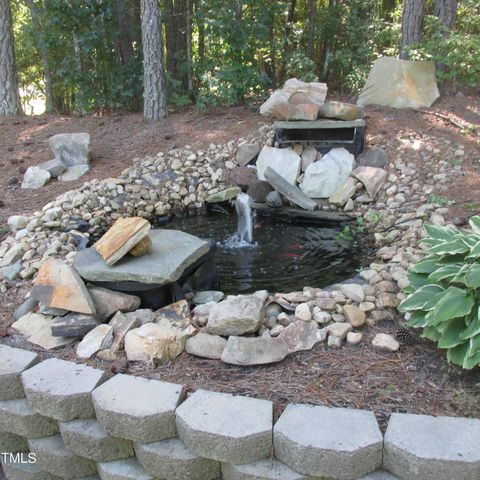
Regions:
[[407, 311, 429, 328], [411, 258, 441, 274], [424, 223, 458, 241], [428, 264, 462, 283], [429, 239, 470, 255], [398, 285, 444, 312], [466, 241, 480, 259], [446, 342, 469, 366], [469, 216, 480, 235], [432, 287, 475, 325], [407, 272, 432, 290], [421, 325, 443, 341], [437, 253, 469, 264], [460, 313, 480, 340], [438, 317, 467, 348], [462, 350, 480, 370], [450, 265, 469, 284], [465, 264, 480, 288], [466, 335, 480, 357]]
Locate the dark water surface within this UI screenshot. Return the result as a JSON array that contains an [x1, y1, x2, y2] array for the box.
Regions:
[[169, 211, 365, 294]]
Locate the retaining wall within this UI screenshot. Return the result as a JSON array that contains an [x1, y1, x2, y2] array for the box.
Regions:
[[0, 344, 479, 480]]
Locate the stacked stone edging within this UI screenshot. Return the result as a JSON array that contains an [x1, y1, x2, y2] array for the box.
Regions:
[[1, 345, 479, 480]]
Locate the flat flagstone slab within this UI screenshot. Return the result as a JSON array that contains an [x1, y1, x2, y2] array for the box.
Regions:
[[75, 229, 210, 285], [97, 458, 155, 480], [0, 344, 39, 400], [92, 374, 184, 443], [59, 418, 134, 462], [222, 458, 307, 480], [28, 434, 97, 479], [384, 412, 480, 480], [21, 358, 107, 421], [135, 438, 221, 480], [274, 404, 383, 479], [175, 389, 273, 464], [0, 398, 58, 438]]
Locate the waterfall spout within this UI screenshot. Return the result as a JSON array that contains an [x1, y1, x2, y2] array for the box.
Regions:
[[235, 193, 253, 243]]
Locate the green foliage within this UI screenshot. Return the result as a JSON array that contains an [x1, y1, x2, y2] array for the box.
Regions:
[[427, 194, 455, 206], [399, 218, 480, 369]]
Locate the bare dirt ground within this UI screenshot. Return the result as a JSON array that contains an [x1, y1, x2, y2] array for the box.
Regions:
[[0, 97, 480, 436]]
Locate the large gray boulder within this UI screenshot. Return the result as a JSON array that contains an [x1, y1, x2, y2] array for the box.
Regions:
[[205, 296, 264, 336], [49, 133, 91, 166], [75, 229, 210, 285]]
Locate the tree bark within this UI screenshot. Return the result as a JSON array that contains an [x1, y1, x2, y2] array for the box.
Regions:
[[0, 0, 22, 116], [141, 0, 167, 120], [400, 0, 425, 60], [434, 0, 457, 31]]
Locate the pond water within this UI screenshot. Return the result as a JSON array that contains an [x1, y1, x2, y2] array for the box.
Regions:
[[169, 210, 365, 294]]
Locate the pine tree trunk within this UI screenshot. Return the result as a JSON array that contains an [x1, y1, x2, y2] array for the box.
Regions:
[[0, 0, 22, 116], [141, 0, 167, 120], [400, 0, 425, 60], [434, 0, 457, 31]]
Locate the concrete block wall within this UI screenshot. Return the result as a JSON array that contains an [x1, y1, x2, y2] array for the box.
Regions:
[[1, 345, 480, 480]]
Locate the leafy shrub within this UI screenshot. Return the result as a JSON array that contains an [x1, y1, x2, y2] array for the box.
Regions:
[[399, 217, 480, 369]]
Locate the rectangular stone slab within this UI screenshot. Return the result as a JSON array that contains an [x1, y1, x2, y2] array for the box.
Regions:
[[94, 217, 151, 266], [264, 167, 317, 211], [75, 229, 210, 285]]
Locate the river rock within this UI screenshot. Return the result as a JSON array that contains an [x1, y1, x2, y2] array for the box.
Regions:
[[340, 283, 365, 303], [343, 305, 366, 328], [278, 320, 325, 353], [124, 322, 189, 365], [347, 332, 363, 345], [327, 322, 352, 340], [328, 177, 356, 206], [294, 303, 312, 322], [76, 324, 113, 359], [7, 215, 29, 231], [236, 142, 261, 166], [300, 148, 355, 198], [21, 166, 51, 189], [75, 229, 210, 285], [0, 261, 21, 281], [357, 148, 389, 168], [228, 166, 258, 190], [49, 132, 90, 166], [318, 101, 364, 121], [247, 180, 273, 203], [206, 186, 242, 203], [0, 245, 23, 267], [352, 166, 387, 197], [88, 287, 140, 322], [206, 296, 264, 336], [265, 190, 283, 208], [372, 333, 399, 352], [192, 291, 224, 305], [31, 259, 96, 315], [37, 158, 67, 178], [51, 313, 100, 337], [58, 165, 90, 181], [185, 333, 227, 359], [256, 146, 301, 185], [221, 335, 289, 365]]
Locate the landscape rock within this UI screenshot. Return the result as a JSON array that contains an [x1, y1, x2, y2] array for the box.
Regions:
[[318, 101, 364, 121], [192, 291, 224, 305], [51, 313, 100, 337], [294, 303, 312, 321], [221, 335, 289, 365], [265, 190, 283, 208], [264, 167, 317, 211], [206, 186, 242, 203], [352, 166, 387, 197], [37, 158, 67, 178], [259, 89, 291, 118], [88, 286, 140, 321], [58, 164, 90, 181], [257, 146, 301, 185], [21, 166, 51, 189], [236, 143, 261, 166], [357, 148, 389, 168], [31, 259, 96, 315], [347, 332, 363, 345], [185, 332, 227, 359], [357, 57, 440, 108], [327, 322, 352, 340], [301, 146, 318, 172], [75, 229, 210, 285], [372, 333, 399, 352], [0, 244, 23, 267], [124, 322, 190, 365], [228, 166, 258, 190], [341, 283, 365, 303], [206, 296, 264, 336], [328, 177, 356, 206], [246, 180, 274, 203], [155, 300, 191, 330], [300, 148, 355, 198], [343, 305, 367, 327], [49, 132, 90, 166], [76, 324, 113, 359], [0, 261, 22, 280], [7, 215, 29, 231], [278, 320, 324, 353], [283, 78, 328, 106]]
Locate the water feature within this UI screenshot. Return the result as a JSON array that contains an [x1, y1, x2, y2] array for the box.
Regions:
[[234, 192, 254, 244], [168, 207, 365, 294]]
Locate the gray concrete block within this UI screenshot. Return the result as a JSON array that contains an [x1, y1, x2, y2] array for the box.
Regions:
[[1, 459, 61, 480], [384, 412, 480, 480], [222, 458, 308, 479], [358, 471, 401, 479], [0, 399, 58, 438], [134, 438, 221, 480], [176, 389, 273, 464], [59, 418, 134, 462], [28, 434, 97, 479], [21, 358, 106, 421], [97, 458, 154, 480], [0, 431, 29, 453], [274, 404, 383, 480], [0, 346, 39, 401], [92, 374, 183, 443]]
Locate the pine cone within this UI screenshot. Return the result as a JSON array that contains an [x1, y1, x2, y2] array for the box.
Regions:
[[396, 327, 416, 345]]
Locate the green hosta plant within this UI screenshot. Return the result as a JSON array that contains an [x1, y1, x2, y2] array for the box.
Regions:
[[399, 216, 480, 369]]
